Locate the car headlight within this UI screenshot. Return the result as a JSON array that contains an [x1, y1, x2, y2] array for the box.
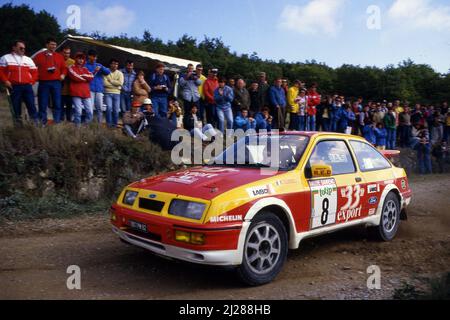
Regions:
[[168, 199, 206, 220], [123, 190, 138, 206]]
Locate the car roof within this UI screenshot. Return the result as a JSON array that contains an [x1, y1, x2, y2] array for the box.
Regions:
[[273, 131, 365, 140]]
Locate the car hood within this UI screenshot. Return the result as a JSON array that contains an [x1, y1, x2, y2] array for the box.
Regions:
[[129, 166, 284, 200]]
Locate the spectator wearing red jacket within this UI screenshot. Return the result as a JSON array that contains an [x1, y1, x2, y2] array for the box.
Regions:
[[68, 52, 94, 126], [33, 37, 67, 125], [307, 83, 321, 131], [203, 68, 219, 128], [0, 40, 38, 124]]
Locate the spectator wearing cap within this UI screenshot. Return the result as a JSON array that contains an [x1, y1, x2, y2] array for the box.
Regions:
[[268, 77, 287, 129], [67, 52, 94, 126], [214, 77, 234, 133], [203, 68, 219, 127], [195, 64, 207, 121], [120, 59, 136, 113], [33, 37, 68, 125], [0, 40, 38, 125], [123, 101, 145, 139], [132, 70, 151, 105], [148, 62, 172, 118], [60, 46, 75, 122], [85, 49, 110, 123], [179, 63, 202, 121], [232, 78, 250, 115], [167, 97, 182, 128], [103, 58, 124, 128]]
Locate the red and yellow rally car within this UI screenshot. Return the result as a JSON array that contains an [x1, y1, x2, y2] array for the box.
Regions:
[[111, 132, 412, 285]]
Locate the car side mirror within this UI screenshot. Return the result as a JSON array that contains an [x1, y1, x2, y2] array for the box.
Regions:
[[311, 164, 332, 178]]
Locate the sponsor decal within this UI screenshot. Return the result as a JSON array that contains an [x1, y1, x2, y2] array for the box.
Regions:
[[367, 184, 380, 194], [210, 215, 243, 223], [275, 178, 298, 186], [368, 208, 376, 215], [246, 184, 275, 198], [384, 179, 395, 185], [337, 185, 364, 222], [401, 179, 407, 190], [164, 170, 224, 184], [309, 179, 338, 229], [369, 196, 378, 205]]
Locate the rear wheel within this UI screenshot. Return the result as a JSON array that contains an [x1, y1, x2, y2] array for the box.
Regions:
[[369, 192, 400, 241], [237, 212, 288, 286]]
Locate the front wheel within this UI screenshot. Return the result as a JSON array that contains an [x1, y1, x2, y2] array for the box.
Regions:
[[237, 212, 288, 286], [369, 192, 401, 241]]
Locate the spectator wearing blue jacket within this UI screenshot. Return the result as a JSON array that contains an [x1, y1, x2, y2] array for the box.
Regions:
[[268, 78, 287, 129], [362, 122, 376, 145], [214, 77, 234, 133], [148, 62, 172, 118], [330, 97, 342, 132], [374, 123, 387, 150], [179, 63, 202, 120], [234, 108, 256, 131], [120, 60, 136, 113], [255, 107, 273, 132], [335, 104, 356, 133], [86, 50, 110, 123]]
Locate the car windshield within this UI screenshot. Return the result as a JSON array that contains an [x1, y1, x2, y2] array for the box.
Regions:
[[208, 135, 310, 171]]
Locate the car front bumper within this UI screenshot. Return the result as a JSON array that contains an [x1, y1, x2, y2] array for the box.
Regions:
[[112, 226, 242, 266]]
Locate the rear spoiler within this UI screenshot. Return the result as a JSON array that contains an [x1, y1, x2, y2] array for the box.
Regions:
[[381, 150, 400, 159]]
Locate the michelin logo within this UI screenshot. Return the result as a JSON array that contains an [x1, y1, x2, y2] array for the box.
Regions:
[[210, 215, 243, 223]]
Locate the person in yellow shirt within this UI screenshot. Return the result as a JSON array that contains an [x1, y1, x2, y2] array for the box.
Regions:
[[61, 47, 75, 122], [195, 64, 207, 121], [103, 58, 124, 128], [287, 80, 302, 130]]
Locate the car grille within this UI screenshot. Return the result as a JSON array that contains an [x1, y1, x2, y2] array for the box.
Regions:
[[139, 198, 165, 212]]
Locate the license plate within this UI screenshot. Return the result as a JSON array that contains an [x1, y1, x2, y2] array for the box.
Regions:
[[129, 220, 148, 233]]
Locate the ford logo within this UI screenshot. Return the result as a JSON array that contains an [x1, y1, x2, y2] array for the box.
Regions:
[[369, 196, 378, 205], [149, 194, 157, 199]]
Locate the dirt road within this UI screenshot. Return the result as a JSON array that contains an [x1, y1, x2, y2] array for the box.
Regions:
[[1, 174, 449, 300]]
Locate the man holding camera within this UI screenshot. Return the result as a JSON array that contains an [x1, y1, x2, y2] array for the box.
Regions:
[[148, 62, 171, 118], [179, 63, 202, 121], [33, 37, 67, 126]]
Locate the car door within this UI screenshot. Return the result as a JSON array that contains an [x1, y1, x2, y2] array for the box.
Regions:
[[348, 140, 395, 218], [305, 139, 367, 230]]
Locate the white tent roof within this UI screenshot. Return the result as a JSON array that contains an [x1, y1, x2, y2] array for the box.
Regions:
[[57, 35, 201, 72]]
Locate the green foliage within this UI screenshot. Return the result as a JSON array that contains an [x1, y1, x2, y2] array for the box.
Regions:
[[0, 123, 174, 219], [0, 3, 62, 57]]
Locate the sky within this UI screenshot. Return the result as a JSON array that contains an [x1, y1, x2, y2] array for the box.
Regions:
[[4, 0, 450, 73]]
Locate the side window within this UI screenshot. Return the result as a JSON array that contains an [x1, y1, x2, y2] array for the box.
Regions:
[[350, 140, 391, 171], [308, 140, 356, 175]]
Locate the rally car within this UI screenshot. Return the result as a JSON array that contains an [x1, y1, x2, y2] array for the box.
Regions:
[[111, 132, 412, 285]]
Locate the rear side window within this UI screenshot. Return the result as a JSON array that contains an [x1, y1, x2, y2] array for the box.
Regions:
[[350, 140, 391, 171], [308, 140, 356, 175]]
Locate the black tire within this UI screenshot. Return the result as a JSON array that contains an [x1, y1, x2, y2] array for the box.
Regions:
[[368, 192, 401, 241], [237, 212, 288, 286]]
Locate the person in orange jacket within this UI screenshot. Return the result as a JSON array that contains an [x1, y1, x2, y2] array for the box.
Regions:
[[0, 40, 38, 124], [67, 52, 94, 126]]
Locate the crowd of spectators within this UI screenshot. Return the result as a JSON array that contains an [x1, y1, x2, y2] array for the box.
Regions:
[[1, 38, 449, 174]]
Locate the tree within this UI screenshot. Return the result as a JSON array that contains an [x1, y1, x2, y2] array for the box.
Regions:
[[0, 3, 61, 56]]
